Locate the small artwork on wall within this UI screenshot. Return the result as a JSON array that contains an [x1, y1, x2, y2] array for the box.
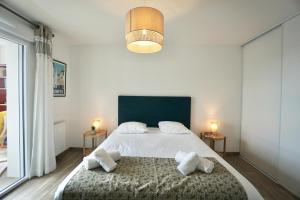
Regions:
[[53, 59, 66, 97]]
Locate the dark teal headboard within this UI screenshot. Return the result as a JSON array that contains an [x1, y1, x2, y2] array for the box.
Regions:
[[118, 96, 191, 128]]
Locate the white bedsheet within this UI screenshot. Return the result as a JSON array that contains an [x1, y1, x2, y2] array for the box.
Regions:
[[55, 128, 263, 200]]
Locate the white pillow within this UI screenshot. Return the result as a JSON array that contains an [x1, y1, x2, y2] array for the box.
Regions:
[[115, 122, 148, 134], [158, 121, 190, 134]]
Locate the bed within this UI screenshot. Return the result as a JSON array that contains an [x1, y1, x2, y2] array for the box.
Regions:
[[54, 96, 263, 200]]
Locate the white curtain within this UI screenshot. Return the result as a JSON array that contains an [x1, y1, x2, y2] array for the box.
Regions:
[[30, 25, 56, 177]]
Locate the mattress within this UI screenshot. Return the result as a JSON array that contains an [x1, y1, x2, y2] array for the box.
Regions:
[[55, 128, 263, 200]]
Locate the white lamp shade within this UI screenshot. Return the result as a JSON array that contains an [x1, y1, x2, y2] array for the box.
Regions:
[[92, 119, 101, 130], [125, 7, 164, 53], [210, 121, 218, 133]]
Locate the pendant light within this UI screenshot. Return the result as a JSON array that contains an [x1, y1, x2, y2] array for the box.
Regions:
[[125, 6, 164, 53]]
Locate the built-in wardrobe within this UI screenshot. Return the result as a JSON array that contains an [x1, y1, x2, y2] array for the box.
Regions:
[[241, 14, 300, 197]]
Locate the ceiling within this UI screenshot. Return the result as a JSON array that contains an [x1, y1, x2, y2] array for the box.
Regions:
[[3, 0, 300, 45]]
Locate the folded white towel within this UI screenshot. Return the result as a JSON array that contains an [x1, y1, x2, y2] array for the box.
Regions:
[[198, 157, 214, 174], [177, 152, 199, 176], [109, 150, 121, 161], [175, 150, 214, 174], [83, 156, 99, 170], [83, 150, 121, 170], [93, 148, 117, 172]]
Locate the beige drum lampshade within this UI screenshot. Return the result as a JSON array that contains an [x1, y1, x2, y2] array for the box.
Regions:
[[125, 7, 164, 53]]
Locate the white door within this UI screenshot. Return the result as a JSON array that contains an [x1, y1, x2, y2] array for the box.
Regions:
[[279, 14, 300, 197], [241, 27, 282, 180]]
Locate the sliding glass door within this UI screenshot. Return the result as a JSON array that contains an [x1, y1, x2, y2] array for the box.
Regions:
[[0, 36, 26, 195]]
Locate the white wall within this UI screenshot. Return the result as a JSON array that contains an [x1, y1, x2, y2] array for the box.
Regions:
[[68, 44, 242, 152], [52, 35, 71, 155]]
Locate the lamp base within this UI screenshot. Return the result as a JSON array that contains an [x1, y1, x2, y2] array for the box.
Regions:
[[91, 126, 96, 134]]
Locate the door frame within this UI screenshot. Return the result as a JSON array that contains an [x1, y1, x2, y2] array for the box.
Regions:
[[0, 31, 34, 198]]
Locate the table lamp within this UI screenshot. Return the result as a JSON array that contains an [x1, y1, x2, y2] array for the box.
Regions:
[[210, 121, 218, 134], [91, 119, 101, 134]]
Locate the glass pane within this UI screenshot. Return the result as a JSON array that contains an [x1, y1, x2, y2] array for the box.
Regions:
[[0, 37, 24, 191]]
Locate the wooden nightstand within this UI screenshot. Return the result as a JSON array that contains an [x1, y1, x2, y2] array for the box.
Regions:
[[83, 130, 107, 156], [200, 132, 226, 157]]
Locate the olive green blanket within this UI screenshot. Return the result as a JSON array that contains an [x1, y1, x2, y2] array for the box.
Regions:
[[63, 157, 247, 200]]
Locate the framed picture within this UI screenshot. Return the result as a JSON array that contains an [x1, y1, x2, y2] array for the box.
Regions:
[[53, 59, 66, 97]]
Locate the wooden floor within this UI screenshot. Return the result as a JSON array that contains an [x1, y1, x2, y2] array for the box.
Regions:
[[224, 156, 299, 200], [3, 149, 82, 200], [2, 148, 299, 200]]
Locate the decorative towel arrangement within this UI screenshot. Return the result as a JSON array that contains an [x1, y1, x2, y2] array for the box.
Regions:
[[175, 150, 215, 175], [63, 157, 248, 200], [83, 148, 120, 172], [84, 149, 214, 175]]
